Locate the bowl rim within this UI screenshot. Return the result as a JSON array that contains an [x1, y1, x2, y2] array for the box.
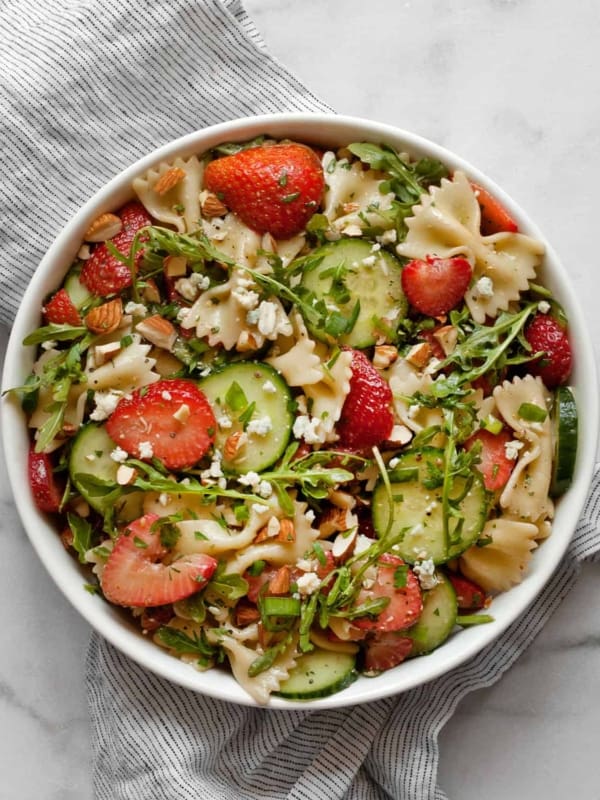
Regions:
[[2, 111, 598, 708]]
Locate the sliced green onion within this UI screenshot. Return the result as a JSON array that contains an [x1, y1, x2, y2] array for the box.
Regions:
[[518, 402, 547, 423], [261, 596, 301, 617], [456, 614, 494, 626], [482, 414, 503, 434]]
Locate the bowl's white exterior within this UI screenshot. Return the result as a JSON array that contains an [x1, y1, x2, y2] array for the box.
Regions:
[[2, 113, 597, 708]]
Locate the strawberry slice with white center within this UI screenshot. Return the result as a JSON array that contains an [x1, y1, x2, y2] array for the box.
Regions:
[[106, 379, 216, 470], [28, 447, 63, 513], [101, 514, 218, 607]]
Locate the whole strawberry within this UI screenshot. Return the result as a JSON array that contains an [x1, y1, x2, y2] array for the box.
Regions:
[[401, 256, 472, 317], [203, 142, 324, 239], [81, 201, 151, 296], [525, 313, 572, 388], [336, 349, 394, 450], [42, 288, 82, 326]]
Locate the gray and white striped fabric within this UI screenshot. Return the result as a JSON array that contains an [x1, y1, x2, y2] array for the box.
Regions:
[[2, 2, 600, 798]]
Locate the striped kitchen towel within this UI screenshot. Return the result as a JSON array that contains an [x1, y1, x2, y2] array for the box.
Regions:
[[1, 1, 599, 799]]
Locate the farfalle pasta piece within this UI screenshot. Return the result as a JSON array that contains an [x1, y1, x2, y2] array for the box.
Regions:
[[387, 357, 444, 434], [396, 171, 544, 322], [322, 152, 394, 233], [493, 375, 554, 523], [85, 335, 160, 393], [216, 633, 298, 705], [174, 501, 275, 557], [266, 310, 323, 386], [133, 156, 203, 233], [202, 213, 262, 269], [459, 517, 539, 592], [224, 501, 320, 576], [182, 267, 292, 351]]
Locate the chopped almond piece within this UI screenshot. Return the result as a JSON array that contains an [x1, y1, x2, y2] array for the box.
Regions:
[[267, 565, 291, 596], [135, 315, 177, 351], [406, 341, 432, 368], [85, 298, 123, 335], [84, 212, 122, 243], [154, 166, 186, 195]]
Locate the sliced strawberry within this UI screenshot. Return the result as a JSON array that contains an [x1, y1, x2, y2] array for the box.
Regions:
[[80, 201, 151, 296], [470, 181, 519, 235], [524, 313, 572, 388], [28, 447, 63, 513], [464, 427, 515, 491], [101, 514, 218, 607], [447, 573, 487, 611], [106, 378, 216, 470], [203, 142, 324, 239], [353, 553, 423, 633], [336, 349, 394, 450], [42, 288, 82, 326], [401, 256, 472, 317], [363, 631, 413, 673]]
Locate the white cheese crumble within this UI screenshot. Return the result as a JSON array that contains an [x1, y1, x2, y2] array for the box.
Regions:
[[258, 480, 273, 499], [293, 414, 324, 444], [138, 441, 154, 459], [413, 559, 439, 590], [124, 301, 148, 316], [474, 276, 494, 298], [238, 471, 261, 488], [504, 439, 524, 460], [251, 503, 270, 515], [246, 416, 272, 436], [110, 446, 129, 463], [158, 493, 170, 507], [537, 300, 551, 314], [262, 380, 277, 394], [257, 301, 279, 337], [90, 390, 122, 422], [232, 287, 260, 310], [296, 572, 321, 596], [388, 457, 400, 469], [361, 255, 377, 267], [296, 558, 319, 572], [377, 229, 397, 245], [217, 414, 233, 430], [41, 339, 57, 351]]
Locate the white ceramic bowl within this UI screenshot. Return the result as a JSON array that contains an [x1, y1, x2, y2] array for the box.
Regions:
[[2, 113, 597, 708]]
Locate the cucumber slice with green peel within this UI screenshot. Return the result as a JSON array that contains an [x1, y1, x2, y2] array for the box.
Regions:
[[69, 423, 137, 520], [551, 385, 578, 497], [274, 648, 358, 700], [372, 448, 487, 564], [297, 239, 407, 347], [64, 268, 93, 308], [199, 362, 294, 474], [406, 574, 457, 656]]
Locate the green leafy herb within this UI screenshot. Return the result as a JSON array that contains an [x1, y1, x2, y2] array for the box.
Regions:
[[66, 513, 93, 564]]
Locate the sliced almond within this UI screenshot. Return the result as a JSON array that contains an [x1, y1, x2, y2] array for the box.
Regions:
[[172, 403, 191, 424], [372, 345, 398, 370], [276, 518, 296, 543], [319, 507, 357, 538], [267, 565, 291, 596], [84, 212, 122, 243], [387, 424, 413, 446], [116, 465, 138, 486], [135, 315, 177, 351], [332, 527, 357, 561], [233, 603, 261, 627], [142, 278, 161, 304], [342, 201, 360, 214], [236, 330, 260, 353], [327, 489, 356, 510], [85, 298, 123, 335], [433, 325, 458, 356], [154, 166, 186, 196], [201, 191, 228, 218], [93, 341, 122, 366], [163, 255, 187, 277], [255, 516, 281, 543], [406, 341, 432, 369], [224, 431, 247, 461]]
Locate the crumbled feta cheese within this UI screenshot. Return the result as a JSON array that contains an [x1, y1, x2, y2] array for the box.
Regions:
[[238, 471, 261, 488], [371, 243, 382, 253], [251, 503, 270, 515], [124, 301, 148, 316], [217, 477, 227, 490], [90, 390, 122, 421], [474, 276, 494, 298], [377, 229, 397, 245], [41, 339, 57, 351], [293, 414, 324, 444], [424, 358, 442, 375], [85, 453, 96, 462], [304, 509, 316, 523], [246, 416, 272, 436], [504, 439, 524, 460], [176, 307, 190, 324], [174, 273, 210, 302], [537, 300, 551, 314], [246, 308, 260, 326], [388, 457, 400, 469], [217, 414, 233, 430], [138, 441, 154, 459], [296, 572, 321, 596], [296, 558, 319, 572], [257, 301, 278, 337], [232, 288, 260, 310], [158, 493, 170, 507], [262, 380, 277, 394], [413, 558, 439, 590], [258, 480, 273, 499], [110, 446, 129, 463], [362, 255, 377, 267]]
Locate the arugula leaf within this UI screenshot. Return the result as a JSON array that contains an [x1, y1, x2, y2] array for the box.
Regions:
[[22, 323, 87, 346], [67, 513, 94, 564], [207, 562, 249, 601]]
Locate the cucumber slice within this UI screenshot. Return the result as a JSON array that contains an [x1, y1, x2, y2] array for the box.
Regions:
[[199, 362, 293, 474], [64, 268, 93, 308], [69, 423, 143, 521], [274, 648, 358, 700], [406, 574, 457, 656], [551, 385, 578, 497], [372, 448, 487, 564], [297, 239, 407, 347]]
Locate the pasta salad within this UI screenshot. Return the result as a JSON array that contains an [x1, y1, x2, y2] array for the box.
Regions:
[[16, 136, 577, 703]]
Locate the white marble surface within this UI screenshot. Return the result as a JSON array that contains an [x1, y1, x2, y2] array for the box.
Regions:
[[2, 0, 600, 797]]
